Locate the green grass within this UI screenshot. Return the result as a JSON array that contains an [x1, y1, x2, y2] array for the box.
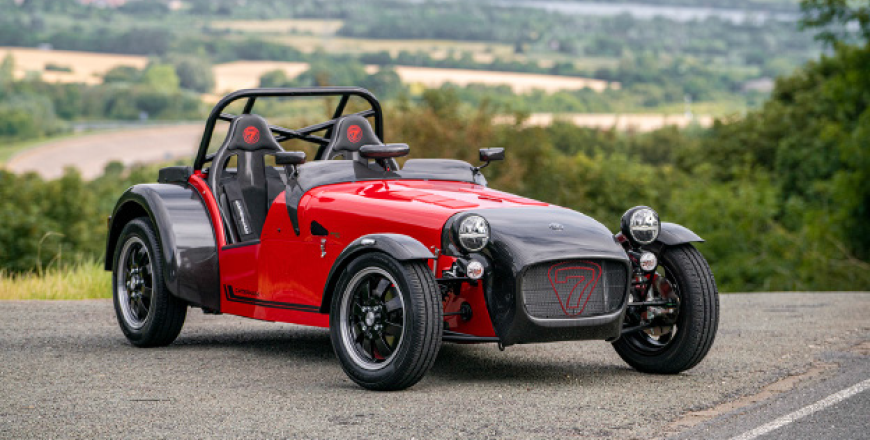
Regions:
[[0, 261, 111, 300]]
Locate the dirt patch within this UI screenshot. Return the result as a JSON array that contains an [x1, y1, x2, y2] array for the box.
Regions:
[[663, 361, 839, 436], [5, 124, 202, 180]]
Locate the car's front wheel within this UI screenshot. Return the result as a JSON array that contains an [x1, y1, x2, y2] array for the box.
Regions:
[[329, 252, 442, 391], [613, 244, 719, 374], [112, 218, 187, 347]]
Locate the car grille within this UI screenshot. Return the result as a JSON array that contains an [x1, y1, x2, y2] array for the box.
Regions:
[[521, 259, 628, 319]]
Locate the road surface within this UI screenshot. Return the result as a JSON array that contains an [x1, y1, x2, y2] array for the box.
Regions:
[[0, 293, 867, 439], [5, 124, 202, 180]]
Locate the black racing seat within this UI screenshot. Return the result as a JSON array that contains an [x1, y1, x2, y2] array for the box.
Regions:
[[207, 114, 284, 243], [317, 115, 384, 163]]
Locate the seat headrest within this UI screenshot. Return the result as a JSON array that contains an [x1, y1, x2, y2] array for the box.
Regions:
[[329, 115, 382, 153], [225, 114, 282, 152]]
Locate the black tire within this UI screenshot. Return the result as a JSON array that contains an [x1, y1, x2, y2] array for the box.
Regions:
[[329, 252, 442, 391], [613, 244, 719, 374], [112, 217, 187, 348]]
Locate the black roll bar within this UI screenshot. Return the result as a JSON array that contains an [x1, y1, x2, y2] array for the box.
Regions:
[[193, 87, 383, 171]]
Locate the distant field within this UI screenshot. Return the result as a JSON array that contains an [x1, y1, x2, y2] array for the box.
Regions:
[[1, 48, 612, 96], [372, 65, 618, 93], [210, 59, 617, 94], [210, 19, 344, 35], [0, 47, 148, 85], [269, 34, 516, 59], [496, 113, 714, 131], [212, 60, 309, 93], [215, 18, 594, 68]]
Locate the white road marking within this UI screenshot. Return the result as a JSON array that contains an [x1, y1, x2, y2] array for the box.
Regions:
[[729, 378, 870, 440]]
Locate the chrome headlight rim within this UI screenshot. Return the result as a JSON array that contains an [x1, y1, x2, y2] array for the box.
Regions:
[[454, 214, 490, 253], [621, 206, 660, 247]]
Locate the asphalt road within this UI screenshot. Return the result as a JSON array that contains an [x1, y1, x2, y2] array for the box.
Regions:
[[5, 124, 202, 180], [1, 293, 867, 440]]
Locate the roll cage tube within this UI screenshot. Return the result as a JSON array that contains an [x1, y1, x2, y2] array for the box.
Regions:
[[193, 87, 384, 171]]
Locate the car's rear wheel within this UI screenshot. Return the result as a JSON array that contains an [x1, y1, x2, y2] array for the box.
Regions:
[[329, 252, 442, 391], [613, 244, 719, 374], [112, 218, 187, 347]]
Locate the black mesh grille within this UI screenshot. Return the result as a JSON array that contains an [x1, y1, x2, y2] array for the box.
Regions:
[[521, 259, 628, 319]]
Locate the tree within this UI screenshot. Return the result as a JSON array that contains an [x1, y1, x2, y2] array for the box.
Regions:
[[0, 53, 14, 93], [169, 57, 215, 93], [800, 0, 870, 45], [140, 63, 180, 93], [102, 65, 141, 84], [258, 69, 291, 88]]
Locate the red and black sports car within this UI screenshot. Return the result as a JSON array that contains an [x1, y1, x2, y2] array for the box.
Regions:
[[106, 88, 719, 390]]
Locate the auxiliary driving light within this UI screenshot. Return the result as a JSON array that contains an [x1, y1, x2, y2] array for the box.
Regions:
[[639, 252, 657, 272], [466, 260, 485, 280]]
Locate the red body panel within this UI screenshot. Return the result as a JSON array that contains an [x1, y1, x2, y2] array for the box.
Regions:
[[189, 172, 226, 248], [197, 176, 547, 337]]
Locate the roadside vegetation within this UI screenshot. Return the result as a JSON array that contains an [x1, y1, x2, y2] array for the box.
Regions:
[[0, 0, 820, 116], [1, 0, 868, 298], [0, 261, 108, 300]]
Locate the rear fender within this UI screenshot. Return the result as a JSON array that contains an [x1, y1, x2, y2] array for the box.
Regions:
[[319, 234, 435, 313], [105, 184, 220, 311]]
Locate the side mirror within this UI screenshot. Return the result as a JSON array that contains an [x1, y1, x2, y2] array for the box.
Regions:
[[359, 143, 410, 159], [359, 144, 409, 172], [479, 148, 505, 162], [275, 151, 306, 166], [475, 148, 505, 172], [275, 151, 306, 178]]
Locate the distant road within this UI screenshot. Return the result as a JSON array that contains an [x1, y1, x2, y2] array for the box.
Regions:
[[0, 293, 867, 439], [5, 124, 202, 180], [4, 112, 710, 181]]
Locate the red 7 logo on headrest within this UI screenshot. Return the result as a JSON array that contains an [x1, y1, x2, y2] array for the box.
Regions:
[[347, 125, 363, 143], [243, 126, 260, 144]]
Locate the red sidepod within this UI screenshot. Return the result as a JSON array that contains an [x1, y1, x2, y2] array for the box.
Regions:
[[191, 174, 546, 336]]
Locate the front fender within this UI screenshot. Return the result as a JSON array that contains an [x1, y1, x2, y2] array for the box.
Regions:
[[654, 222, 704, 246], [105, 183, 220, 311], [319, 233, 435, 313]]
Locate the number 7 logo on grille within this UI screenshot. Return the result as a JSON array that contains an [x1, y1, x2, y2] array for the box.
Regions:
[[547, 261, 602, 316]]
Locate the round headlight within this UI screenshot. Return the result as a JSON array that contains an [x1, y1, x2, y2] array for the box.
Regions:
[[621, 206, 660, 246], [456, 215, 489, 252]]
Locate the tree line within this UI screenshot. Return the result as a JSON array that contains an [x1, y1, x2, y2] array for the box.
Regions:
[[3, 36, 868, 291]]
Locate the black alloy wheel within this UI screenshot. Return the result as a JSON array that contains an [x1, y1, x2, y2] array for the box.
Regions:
[[118, 236, 153, 329], [112, 218, 187, 347], [330, 252, 442, 391], [341, 267, 406, 368]]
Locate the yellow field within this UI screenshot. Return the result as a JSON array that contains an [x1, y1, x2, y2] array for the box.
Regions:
[[374, 66, 618, 93], [495, 113, 714, 132], [212, 60, 310, 93], [210, 60, 617, 95], [211, 19, 344, 35], [0, 47, 617, 95], [0, 47, 148, 85]]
